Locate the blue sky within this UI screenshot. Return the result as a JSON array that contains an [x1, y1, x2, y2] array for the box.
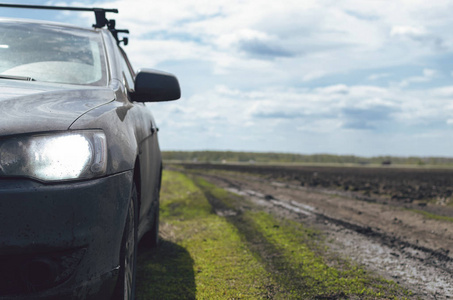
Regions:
[[3, 0, 453, 157]]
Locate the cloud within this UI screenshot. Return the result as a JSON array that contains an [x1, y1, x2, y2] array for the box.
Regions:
[[390, 26, 427, 38], [390, 25, 444, 50], [217, 29, 296, 59], [398, 68, 437, 87], [170, 83, 451, 134], [314, 84, 349, 95], [238, 38, 294, 58], [52, 0, 453, 86], [253, 111, 306, 119], [302, 71, 327, 82], [367, 73, 390, 81], [344, 9, 379, 21], [150, 79, 453, 154], [341, 105, 398, 130]]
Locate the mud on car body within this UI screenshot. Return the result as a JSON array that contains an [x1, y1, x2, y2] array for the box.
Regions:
[[0, 5, 180, 300]]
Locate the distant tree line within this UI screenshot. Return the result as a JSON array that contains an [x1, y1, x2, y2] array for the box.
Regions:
[[162, 151, 453, 166]]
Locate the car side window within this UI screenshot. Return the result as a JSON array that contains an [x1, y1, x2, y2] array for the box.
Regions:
[[119, 49, 135, 92]]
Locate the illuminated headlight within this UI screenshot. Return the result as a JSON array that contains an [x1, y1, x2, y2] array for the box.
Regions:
[[0, 131, 107, 182]]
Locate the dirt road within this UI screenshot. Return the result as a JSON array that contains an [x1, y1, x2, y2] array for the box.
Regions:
[[180, 164, 453, 299]]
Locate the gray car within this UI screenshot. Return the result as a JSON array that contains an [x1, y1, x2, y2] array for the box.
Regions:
[[0, 5, 180, 300]]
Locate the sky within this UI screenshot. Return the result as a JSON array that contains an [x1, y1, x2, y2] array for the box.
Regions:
[[2, 1, 453, 157]]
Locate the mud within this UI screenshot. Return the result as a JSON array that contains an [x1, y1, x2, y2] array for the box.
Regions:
[[183, 164, 453, 212], [178, 164, 453, 299]]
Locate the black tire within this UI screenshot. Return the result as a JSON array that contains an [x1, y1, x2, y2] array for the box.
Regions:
[[148, 201, 159, 247], [141, 186, 160, 248], [141, 169, 161, 248], [113, 183, 138, 300]]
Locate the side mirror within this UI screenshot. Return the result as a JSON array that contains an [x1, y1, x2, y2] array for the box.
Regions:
[[132, 68, 181, 102]]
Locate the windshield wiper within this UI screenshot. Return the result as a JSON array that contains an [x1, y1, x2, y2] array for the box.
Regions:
[[0, 75, 36, 81]]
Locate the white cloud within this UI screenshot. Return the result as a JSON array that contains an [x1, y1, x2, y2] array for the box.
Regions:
[[398, 69, 438, 88], [149, 81, 453, 155], [390, 26, 427, 37], [368, 73, 390, 81], [302, 71, 327, 82]]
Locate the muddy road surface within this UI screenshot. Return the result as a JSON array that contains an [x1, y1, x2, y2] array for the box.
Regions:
[[179, 163, 453, 299]]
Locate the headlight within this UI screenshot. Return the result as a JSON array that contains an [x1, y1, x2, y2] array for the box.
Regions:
[[0, 131, 107, 182]]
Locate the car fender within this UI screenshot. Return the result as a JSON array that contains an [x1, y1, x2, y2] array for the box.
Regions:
[[68, 82, 145, 177]]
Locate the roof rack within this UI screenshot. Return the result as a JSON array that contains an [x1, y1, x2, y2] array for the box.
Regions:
[[0, 3, 129, 45]]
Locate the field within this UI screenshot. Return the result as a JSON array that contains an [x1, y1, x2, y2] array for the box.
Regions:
[[181, 163, 453, 207], [136, 164, 453, 299]]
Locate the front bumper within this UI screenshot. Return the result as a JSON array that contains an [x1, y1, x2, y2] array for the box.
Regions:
[[0, 171, 133, 299]]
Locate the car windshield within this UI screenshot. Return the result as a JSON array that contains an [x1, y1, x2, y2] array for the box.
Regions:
[[0, 20, 107, 86]]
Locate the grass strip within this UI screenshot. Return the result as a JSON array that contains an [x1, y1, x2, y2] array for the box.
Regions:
[[194, 176, 412, 299], [136, 171, 275, 299], [410, 209, 453, 223], [249, 212, 409, 299]]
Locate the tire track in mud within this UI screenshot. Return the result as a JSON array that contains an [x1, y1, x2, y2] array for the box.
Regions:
[[227, 185, 453, 272], [186, 170, 453, 299], [201, 172, 453, 263], [191, 176, 380, 299]]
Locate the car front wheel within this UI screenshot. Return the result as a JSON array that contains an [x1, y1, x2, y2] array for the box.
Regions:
[[141, 174, 161, 248], [113, 183, 138, 300]]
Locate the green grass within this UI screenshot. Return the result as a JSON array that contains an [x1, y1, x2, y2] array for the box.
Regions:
[[410, 209, 453, 223], [136, 170, 412, 299], [248, 212, 406, 298], [136, 171, 273, 299], [195, 176, 411, 299], [162, 150, 453, 167]]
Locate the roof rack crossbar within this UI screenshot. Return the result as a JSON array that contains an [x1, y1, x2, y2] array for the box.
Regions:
[[0, 3, 128, 44], [0, 4, 117, 13], [0, 3, 119, 29]]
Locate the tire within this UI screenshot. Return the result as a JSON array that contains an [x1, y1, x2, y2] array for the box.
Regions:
[[148, 201, 159, 247], [113, 183, 138, 300], [141, 170, 161, 248], [141, 187, 160, 248]]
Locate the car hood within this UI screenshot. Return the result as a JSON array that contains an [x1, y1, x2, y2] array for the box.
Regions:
[[0, 80, 115, 136]]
